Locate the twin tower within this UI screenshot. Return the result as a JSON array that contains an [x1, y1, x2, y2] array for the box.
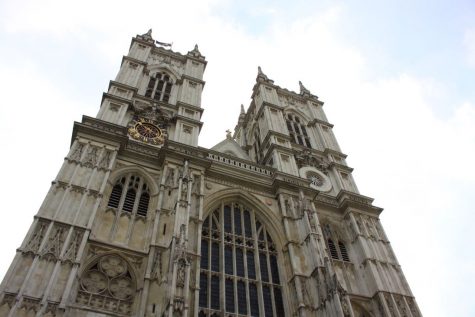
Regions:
[[0, 30, 421, 317]]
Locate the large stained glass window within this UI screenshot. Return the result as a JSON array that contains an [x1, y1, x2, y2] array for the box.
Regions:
[[199, 202, 285, 316]]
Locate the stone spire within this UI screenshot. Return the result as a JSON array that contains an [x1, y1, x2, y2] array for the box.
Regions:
[[256, 66, 274, 84], [187, 44, 204, 59], [138, 28, 155, 44], [238, 104, 246, 124], [299, 80, 318, 99], [299, 81, 311, 95]]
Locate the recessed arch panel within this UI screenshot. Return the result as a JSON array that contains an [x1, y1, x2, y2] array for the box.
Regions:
[[200, 190, 287, 316]]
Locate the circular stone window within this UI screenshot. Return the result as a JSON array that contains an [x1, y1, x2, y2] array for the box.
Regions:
[[299, 166, 332, 192]]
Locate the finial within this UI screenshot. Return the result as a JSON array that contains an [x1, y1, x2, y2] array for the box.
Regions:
[[188, 43, 203, 58], [299, 80, 310, 95], [240, 104, 245, 114], [226, 129, 232, 139], [141, 29, 153, 40], [256, 65, 273, 83]]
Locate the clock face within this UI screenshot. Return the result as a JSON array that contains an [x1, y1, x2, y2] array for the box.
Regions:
[[128, 117, 166, 145], [135, 122, 161, 139]]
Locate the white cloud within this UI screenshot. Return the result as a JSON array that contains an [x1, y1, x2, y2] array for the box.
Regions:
[[464, 28, 475, 68]]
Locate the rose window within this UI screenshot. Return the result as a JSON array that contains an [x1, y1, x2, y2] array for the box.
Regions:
[[76, 255, 136, 315]]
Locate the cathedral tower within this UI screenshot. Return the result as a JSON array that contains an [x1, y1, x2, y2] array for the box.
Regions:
[[0, 30, 421, 317]]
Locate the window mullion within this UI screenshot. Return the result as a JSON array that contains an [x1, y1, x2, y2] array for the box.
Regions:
[[153, 74, 160, 100], [231, 204, 238, 315], [253, 220, 265, 317], [117, 173, 131, 213], [207, 235, 211, 311], [243, 241, 250, 316], [132, 178, 144, 216], [219, 203, 225, 314], [265, 233, 278, 317]]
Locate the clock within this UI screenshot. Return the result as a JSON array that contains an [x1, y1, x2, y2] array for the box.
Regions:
[[128, 117, 166, 145]]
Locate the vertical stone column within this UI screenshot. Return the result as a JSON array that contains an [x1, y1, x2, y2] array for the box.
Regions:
[[166, 160, 193, 317], [277, 193, 305, 316]]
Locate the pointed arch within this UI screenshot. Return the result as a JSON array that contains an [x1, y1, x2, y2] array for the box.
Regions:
[[283, 105, 312, 123], [104, 166, 158, 218], [284, 108, 312, 148], [200, 188, 288, 316], [146, 64, 180, 82], [108, 165, 159, 196], [203, 188, 285, 250]]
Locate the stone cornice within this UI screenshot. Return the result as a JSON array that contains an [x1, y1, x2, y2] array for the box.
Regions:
[[323, 148, 348, 159], [176, 101, 204, 114], [180, 74, 206, 86], [101, 92, 133, 108], [121, 55, 147, 67], [71, 116, 127, 147], [107, 80, 138, 94], [130, 36, 154, 50], [161, 141, 210, 168], [261, 143, 294, 163], [308, 118, 333, 128], [337, 190, 383, 215], [272, 171, 318, 196], [174, 114, 204, 131], [255, 101, 282, 118]]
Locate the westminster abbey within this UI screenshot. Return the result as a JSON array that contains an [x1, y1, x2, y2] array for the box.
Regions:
[[0, 30, 422, 317]]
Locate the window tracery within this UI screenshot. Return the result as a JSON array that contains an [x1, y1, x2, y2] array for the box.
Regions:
[[107, 174, 150, 217], [285, 113, 311, 148], [76, 255, 136, 315], [199, 202, 285, 316], [145, 72, 173, 102]]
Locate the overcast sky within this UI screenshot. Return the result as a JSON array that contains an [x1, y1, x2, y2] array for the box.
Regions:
[[0, 1, 474, 316]]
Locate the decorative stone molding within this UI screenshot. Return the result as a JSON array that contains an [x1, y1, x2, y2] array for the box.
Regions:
[[299, 166, 332, 192], [208, 152, 273, 176], [76, 254, 137, 315], [295, 149, 330, 173]]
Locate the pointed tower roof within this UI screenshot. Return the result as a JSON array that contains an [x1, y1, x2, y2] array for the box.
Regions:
[[187, 44, 205, 60], [256, 66, 274, 84], [299, 80, 318, 98], [211, 131, 250, 160], [137, 28, 155, 44]]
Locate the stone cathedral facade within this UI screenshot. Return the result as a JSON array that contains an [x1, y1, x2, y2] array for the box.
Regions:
[[0, 30, 422, 317]]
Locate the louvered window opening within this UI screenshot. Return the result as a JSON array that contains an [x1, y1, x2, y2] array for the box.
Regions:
[[327, 239, 339, 260], [339, 242, 350, 262], [254, 127, 262, 163], [285, 114, 311, 148], [326, 238, 351, 262], [145, 72, 173, 103], [199, 202, 285, 316], [107, 174, 150, 217]]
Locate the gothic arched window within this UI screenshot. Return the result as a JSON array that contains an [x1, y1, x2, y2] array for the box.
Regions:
[[145, 72, 173, 102], [107, 174, 150, 217], [199, 202, 285, 316], [285, 114, 311, 148], [76, 255, 136, 315]]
